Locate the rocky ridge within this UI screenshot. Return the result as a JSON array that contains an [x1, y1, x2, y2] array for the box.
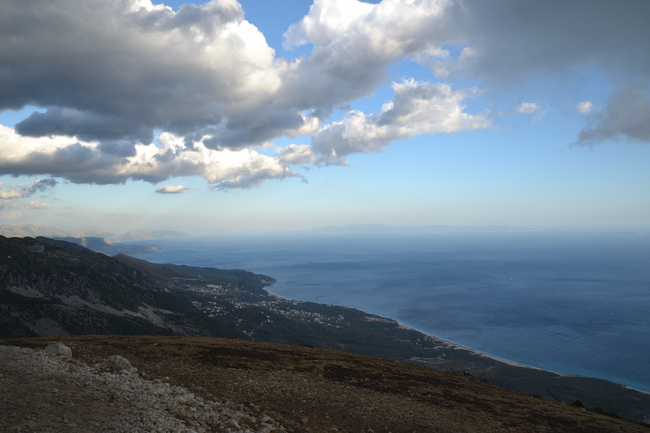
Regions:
[[0, 343, 284, 433], [3, 335, 649, 433]]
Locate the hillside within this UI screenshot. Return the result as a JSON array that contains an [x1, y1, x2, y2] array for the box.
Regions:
[[2, 235, 650, 424], [2, 336, 649, 433]]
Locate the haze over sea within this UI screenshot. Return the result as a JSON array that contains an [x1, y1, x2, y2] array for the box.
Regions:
[[130, 231, 650, 393]]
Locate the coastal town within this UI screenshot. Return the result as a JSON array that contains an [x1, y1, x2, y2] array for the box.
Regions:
[[186, 283, 351, 337]]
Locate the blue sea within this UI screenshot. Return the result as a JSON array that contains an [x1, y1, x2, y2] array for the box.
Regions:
[[129, 231, 650, 392]]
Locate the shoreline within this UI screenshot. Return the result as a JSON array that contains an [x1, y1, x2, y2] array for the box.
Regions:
[[397, 321, 650, 395], [263, 286, 650, 395], [394, 320, 548, 371], [264, 285, 551, 371]]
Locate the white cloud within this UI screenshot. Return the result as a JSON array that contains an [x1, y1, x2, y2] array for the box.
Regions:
[[574, 101, 594, 114], [0, 125, 304, 189], [24, 200, 52, 209], [0, 189, 22, 199], [516, 103, 539, 114], [1, 0, 296, 150], [312, 80, 490, 165], [1, 0, 648, 189], [283, 0, 374, 49], [274, 144, 316, 166], [156, 185, 188, 194], [279, 0, 457, 112]]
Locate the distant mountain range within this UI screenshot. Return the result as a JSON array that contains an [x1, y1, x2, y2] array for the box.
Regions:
[[0, 223, 542, 242], [40, 236, 156, 256], [0, 224, 191, 242], [304, 224, 539, 234]]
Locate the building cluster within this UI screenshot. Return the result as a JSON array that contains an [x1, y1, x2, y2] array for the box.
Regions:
[[186, 284, 348, 328]]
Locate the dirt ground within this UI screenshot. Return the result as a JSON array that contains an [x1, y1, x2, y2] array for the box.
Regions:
[[2, 335, 646, 433]]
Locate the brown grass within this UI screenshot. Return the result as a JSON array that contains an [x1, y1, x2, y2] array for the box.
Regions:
[[3, 335, 647, 433]]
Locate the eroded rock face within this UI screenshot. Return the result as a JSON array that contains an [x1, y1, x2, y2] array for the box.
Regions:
[[44, 342, 72, 360], [106, 355, 136, 373]]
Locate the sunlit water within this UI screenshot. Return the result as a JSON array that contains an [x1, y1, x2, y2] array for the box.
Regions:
[[129, 231, 650, 392]]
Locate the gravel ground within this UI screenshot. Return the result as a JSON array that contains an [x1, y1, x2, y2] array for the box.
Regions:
[[0, 345, 284, 433]]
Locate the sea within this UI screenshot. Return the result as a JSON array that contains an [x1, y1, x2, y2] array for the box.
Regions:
[[128, 231, 650, 393]]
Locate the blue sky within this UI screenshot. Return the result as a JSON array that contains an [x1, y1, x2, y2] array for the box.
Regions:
[[0, 0, 649, 234]]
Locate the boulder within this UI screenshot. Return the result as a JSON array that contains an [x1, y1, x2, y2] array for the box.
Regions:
[[44, 342, 72, 360], [106, 354, 137, 373]]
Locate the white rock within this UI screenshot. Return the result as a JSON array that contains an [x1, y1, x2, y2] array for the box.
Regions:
[[106, 354, 137, 373], [44, 342, 72, 360]]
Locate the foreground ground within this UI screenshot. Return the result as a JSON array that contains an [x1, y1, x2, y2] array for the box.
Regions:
[[2, 335, 647, 433]]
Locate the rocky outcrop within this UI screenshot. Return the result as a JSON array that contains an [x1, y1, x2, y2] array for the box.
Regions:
[[106, 355, 136, 374], [44, 342, 72, 360], [0, 344, 286, 433]]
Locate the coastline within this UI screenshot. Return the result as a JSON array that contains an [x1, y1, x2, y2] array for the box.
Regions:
[[262, 286, 286, 300], [263, 285, 650, 395], [131, 235, 650, 398], [397, 321, 650, 395], [394, 320, 548, 371], [263, 285, 554, 371]]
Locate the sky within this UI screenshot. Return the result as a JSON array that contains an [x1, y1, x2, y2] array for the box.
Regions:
[[0, 0, 649, 234]]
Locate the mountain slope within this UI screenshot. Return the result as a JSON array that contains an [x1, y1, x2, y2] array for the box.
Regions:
[[3, 335, 649, 433], [0, 236, 244, 338], [2, 236, 650, 424]]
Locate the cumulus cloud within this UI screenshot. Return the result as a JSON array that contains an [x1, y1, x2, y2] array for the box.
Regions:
[[279, 0, 457, 111], [1, 0, 489, 187], [312, 80, 490, 164], [1, 0, 648, 189], [0, 178, 57, 199], [285, 0, 650, 147], [575, 85, 650, 146], [0, 189, 22, 200], [156, 185, 188, 194], [274, 144, 317, 166], [516, 103, 539, 114], [0, 0, 301, 150], [0, 125, 303, 189]]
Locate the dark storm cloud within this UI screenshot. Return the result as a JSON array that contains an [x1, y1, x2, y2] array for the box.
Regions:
[[202, 107, 316, 150], [575, 85, 650, 146], [439, 0, 650, 83], [15, 108, 152, 152], [24, 178, 58, 196]]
